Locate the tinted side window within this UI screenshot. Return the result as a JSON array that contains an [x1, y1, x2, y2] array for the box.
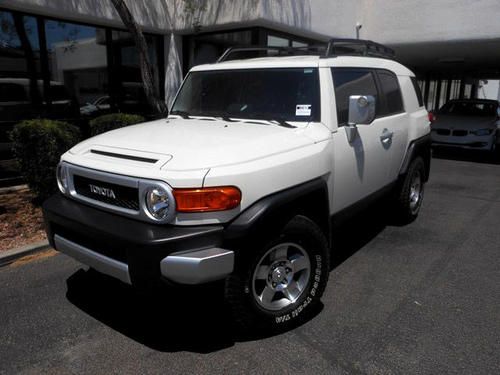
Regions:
[[331, 69, 378, 126], [378, 71, 404, 115], [410, 77, 424, 107]]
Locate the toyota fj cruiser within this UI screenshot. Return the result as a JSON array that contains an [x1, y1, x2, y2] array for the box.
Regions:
[[43, 39, 431, 332]]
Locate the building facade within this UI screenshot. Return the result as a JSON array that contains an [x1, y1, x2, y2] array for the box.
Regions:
[[1, 0, 500, 184]]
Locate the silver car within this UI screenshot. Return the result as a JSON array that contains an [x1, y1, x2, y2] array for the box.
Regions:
[[431, 99, 500, 153]]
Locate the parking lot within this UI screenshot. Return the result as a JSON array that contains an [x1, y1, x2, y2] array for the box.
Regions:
[[1, 154, 499, 375]]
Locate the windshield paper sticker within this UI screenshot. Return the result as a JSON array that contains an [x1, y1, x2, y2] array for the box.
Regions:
[[296, 104, 311, 116]]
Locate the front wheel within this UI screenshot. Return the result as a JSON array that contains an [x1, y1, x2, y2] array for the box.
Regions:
[[225, 216, 330, 333]]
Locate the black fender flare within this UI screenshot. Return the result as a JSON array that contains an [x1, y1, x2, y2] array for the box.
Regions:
[[224, 177, 331, 249], [398, 133, 431, 182]]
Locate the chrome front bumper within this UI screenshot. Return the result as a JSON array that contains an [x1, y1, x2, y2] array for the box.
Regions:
[[54, 234, 234, 285]]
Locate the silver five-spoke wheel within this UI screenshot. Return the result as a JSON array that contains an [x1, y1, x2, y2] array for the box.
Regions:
[[252, 242, 311, 311], [409, 170, 422, 214]]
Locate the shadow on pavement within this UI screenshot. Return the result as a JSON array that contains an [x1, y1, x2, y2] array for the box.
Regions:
[[66, 267, 323, 353], [432, 147, 499, 165], [331, 201, 389, 269]]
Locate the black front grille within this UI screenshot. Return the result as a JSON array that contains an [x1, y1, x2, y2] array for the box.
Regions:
[[436, 129, 451, 135], [453, 130, 468, 137], [73, 175, 139, 211]]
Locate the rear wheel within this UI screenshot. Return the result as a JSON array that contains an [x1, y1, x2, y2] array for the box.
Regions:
[[392, 157, 426, 224], [225, 216, 330, 333]]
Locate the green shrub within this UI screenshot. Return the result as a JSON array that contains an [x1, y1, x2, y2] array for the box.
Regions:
[[10, 119, 80, 202], [89, 113, 145, 136]]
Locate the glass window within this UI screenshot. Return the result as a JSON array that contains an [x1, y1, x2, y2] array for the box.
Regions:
[[267, 35, 289, 47], [45, 20, 108, 119], [0, 10, 41, 162], [332, 69, 379, 126], [292, 41, 308, 48], [410, 77, 424, 107], [172, 68, 320, 122], [377, 71, 403, 115], [111, 30, 159, 116], [439, 101, 498, 117]]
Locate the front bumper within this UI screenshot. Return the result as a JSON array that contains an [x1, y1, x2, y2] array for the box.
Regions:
[[431, 132, 494, 150], [43, 194, 233, 286]]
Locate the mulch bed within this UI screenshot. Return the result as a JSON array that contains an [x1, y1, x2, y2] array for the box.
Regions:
[[0, 188, 46, 252]]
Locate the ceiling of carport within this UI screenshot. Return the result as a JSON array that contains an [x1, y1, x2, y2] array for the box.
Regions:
[[390, 38, 500, 78]]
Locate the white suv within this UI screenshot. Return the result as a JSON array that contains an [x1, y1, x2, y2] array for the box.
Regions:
[[43, 40, 431, 332]]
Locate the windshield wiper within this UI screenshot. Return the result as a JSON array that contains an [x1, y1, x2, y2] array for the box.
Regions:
[[170, 110, 192, 119], [269, 118, 296, 128]]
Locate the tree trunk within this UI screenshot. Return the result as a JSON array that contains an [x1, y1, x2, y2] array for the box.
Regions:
[[110, 0, 168, 116], [13, 14, 43, 114]]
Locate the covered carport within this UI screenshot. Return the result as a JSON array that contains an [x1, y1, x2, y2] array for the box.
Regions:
[[393, 39, 500, 111]]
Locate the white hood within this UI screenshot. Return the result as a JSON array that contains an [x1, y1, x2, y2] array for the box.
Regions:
[[69, 118, 321, 171]]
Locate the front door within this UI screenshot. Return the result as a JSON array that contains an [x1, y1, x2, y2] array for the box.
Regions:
[[330, 68, 392, 213]]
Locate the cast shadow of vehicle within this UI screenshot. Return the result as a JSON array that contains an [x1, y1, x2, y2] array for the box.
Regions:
[[432, 147, 500, 165], [65, 267, 323, 353], [65, 203, 394, 354], [330, 201, 391, 269]]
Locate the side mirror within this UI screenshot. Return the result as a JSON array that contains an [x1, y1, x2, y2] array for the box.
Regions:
[[345, 95, 376, 143]]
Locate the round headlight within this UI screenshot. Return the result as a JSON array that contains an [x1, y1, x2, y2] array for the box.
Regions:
[[56, 163, 68, 194], [145, 186, 170, 221]]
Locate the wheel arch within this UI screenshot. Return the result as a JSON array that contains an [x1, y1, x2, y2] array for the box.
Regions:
[[224, 178, 331, 250], [399, 133, 431, 182]]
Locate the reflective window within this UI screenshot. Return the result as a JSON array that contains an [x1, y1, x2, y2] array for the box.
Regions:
[[45, 20, 108, 119], [332, 69, 379, 125], [0, 10, 41, 158], [267, 35, 289, 47], [111, 30, 159, 115], [172, 68, 320, 122], [378, 71, 404, 115], [439, 100, 498, 117], [410, 76, 424, 107]]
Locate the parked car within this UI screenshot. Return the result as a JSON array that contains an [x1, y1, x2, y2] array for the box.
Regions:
[[80, 96, 111, 116], [43, 40, 431, 332], [80, 95, 111, 116], [430, 99, 500, 153]]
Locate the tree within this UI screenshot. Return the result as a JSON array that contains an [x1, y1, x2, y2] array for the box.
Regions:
[[110, 0, 168, 116]]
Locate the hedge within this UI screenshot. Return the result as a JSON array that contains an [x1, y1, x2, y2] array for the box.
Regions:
[[89, 113, 145, 136], [10, 119, 80, 202]]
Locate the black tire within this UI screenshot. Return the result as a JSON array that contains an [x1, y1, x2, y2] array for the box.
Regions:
[[225, 216, 330, 333], [392, 156, 426, 224]]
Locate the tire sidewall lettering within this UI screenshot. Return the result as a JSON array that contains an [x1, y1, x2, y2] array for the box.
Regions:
[[275, 254, 323, 324]]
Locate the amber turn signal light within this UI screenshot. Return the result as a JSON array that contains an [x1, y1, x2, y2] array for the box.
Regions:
[[173, 186, 242, 212]]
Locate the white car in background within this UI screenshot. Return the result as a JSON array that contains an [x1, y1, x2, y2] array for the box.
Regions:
[[80, 96, 111, 116], [431, 99, 500, 153]]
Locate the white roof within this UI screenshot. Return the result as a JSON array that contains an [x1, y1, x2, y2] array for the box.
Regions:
[[190, 55, 414, 76]]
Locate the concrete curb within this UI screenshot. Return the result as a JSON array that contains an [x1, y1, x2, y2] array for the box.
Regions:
[[0, 240, 51, 267]]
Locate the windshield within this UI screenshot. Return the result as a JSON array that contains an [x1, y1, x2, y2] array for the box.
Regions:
[[439, 101, 498, 117], [171, 68, 320, 122]]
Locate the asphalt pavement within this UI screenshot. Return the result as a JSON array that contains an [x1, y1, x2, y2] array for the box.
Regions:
[[1, 152, 499, 374]]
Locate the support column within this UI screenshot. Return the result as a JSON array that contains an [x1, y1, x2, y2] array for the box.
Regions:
[[445, 79, 452, 102], [459, 78, 466, 99], [423, 74, 430, 109], [434, 79, 442, 111]]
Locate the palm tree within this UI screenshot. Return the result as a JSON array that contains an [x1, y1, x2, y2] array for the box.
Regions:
[[110, 0, 168, 116]]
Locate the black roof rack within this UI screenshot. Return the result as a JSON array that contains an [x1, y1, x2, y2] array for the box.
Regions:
[[216, 39, 395, 63], [325, 38, 395, 59]]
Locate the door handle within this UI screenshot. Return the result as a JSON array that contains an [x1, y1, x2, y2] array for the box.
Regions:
[[380, 128, 394, 143]]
